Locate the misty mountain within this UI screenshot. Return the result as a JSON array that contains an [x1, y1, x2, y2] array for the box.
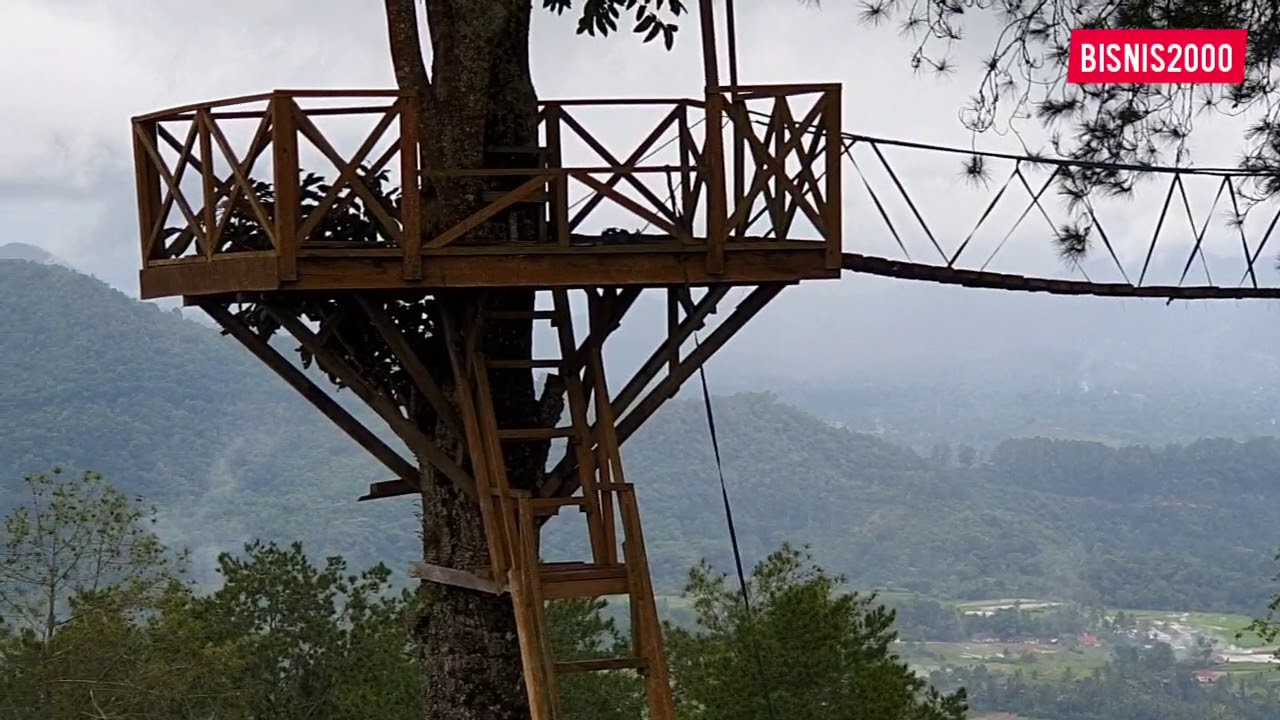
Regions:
[[1, 259, 1278, 615], [716, 272, 1280, 448], [0, 242, 66, 265]]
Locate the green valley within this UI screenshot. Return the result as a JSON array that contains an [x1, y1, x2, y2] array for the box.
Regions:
[[5, 258, 1280, 720]]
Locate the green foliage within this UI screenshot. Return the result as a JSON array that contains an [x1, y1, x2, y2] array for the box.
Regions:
[[189, 541, 422, 720], [4, 260, 1280, 622], [859, 0, 1280, 208], [623, 394, 1280, 613], [547, 598, 646, 718], [542, 0, 687, 49], [666, 544, 967, 720], [0, 471, 961, 720], [0, 468, 185, 644], [0, 260, 414, 578]]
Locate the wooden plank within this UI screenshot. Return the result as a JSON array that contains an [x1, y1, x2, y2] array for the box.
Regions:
[[133, 121, 162, 262], [554, 657, 648, 674], [140, 254, 279, 299], [550, 289, 607, 562], [539, 284, 784, 502], [424, 175, 552, 249], [438, 303, 510, 583], [614, 284, 783, 443], [617, 486, 677, 720], [197, 112, 216, 259], [544, 105, 572, 247], [823, 86, 844, 269], [611, 286, 730, 419], [135, 121, 205, 257], [292, 104, 399, 245], [408, 561, 503, 594], [133, 91, 275, 122], [142, 247, 830, 300]]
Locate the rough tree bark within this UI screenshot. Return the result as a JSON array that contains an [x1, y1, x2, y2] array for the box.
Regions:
[[384, 2, 543, 718]]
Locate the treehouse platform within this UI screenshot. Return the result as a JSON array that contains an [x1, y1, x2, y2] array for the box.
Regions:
[[131, 85, 843, 300]]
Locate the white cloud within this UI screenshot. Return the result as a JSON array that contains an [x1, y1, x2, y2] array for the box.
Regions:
[[0, 0, 1266, 295]]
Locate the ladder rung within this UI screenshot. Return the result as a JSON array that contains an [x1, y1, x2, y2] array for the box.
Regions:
[[487, 358, 563, 369], [540, 563, 630, 600], [496, 426, 576, 441], [554, 657, 649, 674], [528, 497, 587, 517], [485, 310, 557, 321], [486, 145, 551, 155], [480, 190, 550, 203]]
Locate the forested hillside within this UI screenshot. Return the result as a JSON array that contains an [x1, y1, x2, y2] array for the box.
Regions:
[[2, 258, 1278, 616]]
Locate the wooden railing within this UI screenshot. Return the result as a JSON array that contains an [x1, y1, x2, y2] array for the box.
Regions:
[[132, 89, 418, 278], [132, 84, 843, 281], [720, 83, 843, 269]]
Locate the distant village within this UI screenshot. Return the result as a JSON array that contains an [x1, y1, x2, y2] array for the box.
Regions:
[[898, 598, 1278, 683]]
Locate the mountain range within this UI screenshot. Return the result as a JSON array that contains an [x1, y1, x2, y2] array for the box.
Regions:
[[1, 257, 1278, 615]]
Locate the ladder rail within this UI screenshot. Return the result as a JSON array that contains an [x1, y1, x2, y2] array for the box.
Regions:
[[433, 290, 678, 720]]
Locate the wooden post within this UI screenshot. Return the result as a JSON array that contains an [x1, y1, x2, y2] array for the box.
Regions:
[[699, 0, 727, 275], [197, 110, 217, 260], [545, 104, 571, 247], [132, 120, 162, 264], [271, 94, 300, 282], [399, 93, 423, 280], [823, 86, 843, 269]]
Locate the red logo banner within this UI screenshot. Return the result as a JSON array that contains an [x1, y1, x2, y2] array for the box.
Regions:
[[1067, 29, 1248, 84]]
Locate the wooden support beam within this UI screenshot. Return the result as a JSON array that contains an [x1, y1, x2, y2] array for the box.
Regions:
[[615, 283, 783, 443], [201, 303, 420, 487], [540, 283, 785, 500], [355, 295, 461, 434], [610, 286, 729, 419], [356, 287, 641, 503], [265, 305, 477, 501]]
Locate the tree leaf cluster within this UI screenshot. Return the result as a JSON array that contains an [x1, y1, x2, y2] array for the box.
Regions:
[[0, 470, 962, 720]]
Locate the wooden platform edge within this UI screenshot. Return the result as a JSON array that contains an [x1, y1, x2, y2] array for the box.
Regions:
[[143, 246, 834, 300]]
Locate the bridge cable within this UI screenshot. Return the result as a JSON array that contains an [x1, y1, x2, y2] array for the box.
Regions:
[[692, 332, 779, 720]]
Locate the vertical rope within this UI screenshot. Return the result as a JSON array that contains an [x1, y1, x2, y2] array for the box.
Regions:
[[693, 333, 778, 720], [725, 0, 740, 87]]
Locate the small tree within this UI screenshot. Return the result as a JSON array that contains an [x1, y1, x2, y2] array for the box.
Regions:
[[0, 468, 185, 646], [666, 543, 968, 720], [0, 469, 188, 717], [190, 541, 422, 720]]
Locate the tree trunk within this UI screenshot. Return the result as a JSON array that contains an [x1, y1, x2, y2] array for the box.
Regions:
[[385, 2, 542, 718]]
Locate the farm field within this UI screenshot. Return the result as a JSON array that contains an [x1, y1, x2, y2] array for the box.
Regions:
[[901, 641, 1112, 679]]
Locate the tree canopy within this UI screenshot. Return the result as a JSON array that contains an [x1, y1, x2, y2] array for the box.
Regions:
[[856, 0, 1280, 259], [0, 471, 966, 720]]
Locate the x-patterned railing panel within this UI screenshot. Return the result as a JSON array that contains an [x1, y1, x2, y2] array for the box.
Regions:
[[133, 89, 419, 277], [837, 134, 1280, 292]]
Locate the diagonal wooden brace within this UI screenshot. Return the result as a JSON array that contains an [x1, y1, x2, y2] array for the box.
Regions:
[[202, 303, 420, 486]]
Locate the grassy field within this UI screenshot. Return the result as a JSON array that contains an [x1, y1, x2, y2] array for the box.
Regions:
[[1126, 609, 1268, 648], [902, 641, 1112, 679]]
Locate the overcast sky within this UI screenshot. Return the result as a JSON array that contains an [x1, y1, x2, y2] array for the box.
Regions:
[[4, 0, 1276, 386]]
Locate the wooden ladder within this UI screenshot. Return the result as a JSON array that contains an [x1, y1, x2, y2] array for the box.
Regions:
[[441, 289, 677, 720]]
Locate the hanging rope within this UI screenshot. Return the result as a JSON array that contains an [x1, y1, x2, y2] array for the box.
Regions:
[[693, 332, 778, 720]]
